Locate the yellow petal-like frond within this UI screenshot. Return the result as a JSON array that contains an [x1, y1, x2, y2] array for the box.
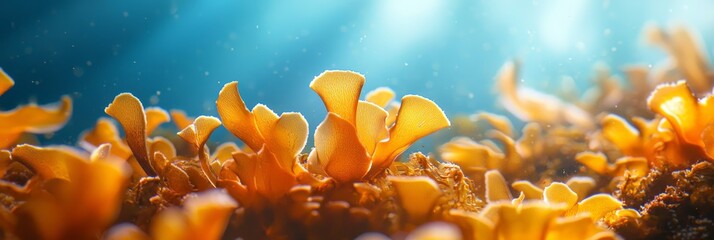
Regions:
[[575, 152, 610, 175], [546, 214, 614, 240], [356, 101, 388, 154], [600, 114, 641, 157], [371, 95, 450, 173], [182, 190, 238, 240], [314, 113, 370, 183], [14, 144, 130, 239], [170, 110, 194, 131], [178, 116, 222, 150], [544, 182, 578, 209], [149, 136, 177, 160], [365, 87, 395, 108], [511, 180, 544, 200], [267, 112, 308, 170], [310, 70, 365, 125], [165, 163, 194, 195], [253, 148, 297, 201], [488, 130, 522, 174], [306, 148, 327, 176], [613, 156, 649, 178], [406, 222, 462, 240], [0, 68, 14, 96], [74, 147, 131, 229], [216, 81, 265, 151], [646, 25, 711, 92], [211, 142, 240, 165], [472, 112, 514, 137], [217, 160, 249, 203], [80, 118, 132, 159], [496, 61, 593, 128], [251, 104, 279, 139], [231, 151, 258, 191], [105, 93, 155, 175], [440, 137, 504, 170], [566, 177, 596, 201], [0, 96, 72, 134], [575, 194, 623, 221], [498, 202, 565, 240], [497, 61, 520, 109], [11, 144, 84, 181], [152, 208, 189, 240], [145, 107, 170, 135], [105, 223, 151, 240], [178, 116, 222, 186], [388, 176, 443, 222], [647, 80, 700, 145], [448, 209, 495, 240], [151, 152, 169, 176], [615, 209, 641, 218], [516, 122, 543, 159], [512, 192, 526, 205], [385, 102, 400, 127], [485, 170, 512, 203]]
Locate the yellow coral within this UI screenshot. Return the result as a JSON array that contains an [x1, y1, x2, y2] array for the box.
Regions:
[[216, 81, 307, 204], [388, 176, 443, 222], [439, 118, 545, 178], [450, 201, 616, 240], [442, 170, 629, 239], [647, 80, 714, 162], [310, 71, 450, 182], [645, 25, 712, 93], [4, 144, 130, 239], [599, 113, 694, 168], [0, 69, 73, 149], [485, 170, 637, 220], [576, 151, 649, 178], [496, 61, 594, 129]]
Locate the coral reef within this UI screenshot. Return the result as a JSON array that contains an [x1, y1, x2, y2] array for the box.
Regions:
[[0, 24, 714, 239]]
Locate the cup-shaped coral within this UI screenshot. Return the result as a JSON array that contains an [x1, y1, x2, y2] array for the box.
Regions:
[[647, 80, 714, 161], [215, 81, 308, 205], [450, 201, 618, 240], [309, 71, 450, 183], [3, 144, 130, 239]]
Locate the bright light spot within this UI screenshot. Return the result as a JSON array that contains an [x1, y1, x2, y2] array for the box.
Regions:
[[539, 0, 588, 52], [369, 0, 446, 53]]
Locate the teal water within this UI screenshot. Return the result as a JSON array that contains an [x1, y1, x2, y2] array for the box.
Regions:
[[1, 0, 713, 150]]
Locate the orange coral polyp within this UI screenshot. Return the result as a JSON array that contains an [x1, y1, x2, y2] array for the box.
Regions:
[[6, 144, 130, 239], [310, 71, 450, 182], [0, 96, 72, 137], [216, 82, 267, 152], [79, 118, 133, 159], [647, 80, 714, 161], [105, 93, 157, 176], [496, 61, 594, 129], [314, 113, 371, 183], [216, 81, 308, 168], [215, 81, 310, 202], [0, 70, 72, 147]]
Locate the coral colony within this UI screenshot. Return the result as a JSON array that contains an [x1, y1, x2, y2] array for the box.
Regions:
[[1, 25, 714, 239]]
